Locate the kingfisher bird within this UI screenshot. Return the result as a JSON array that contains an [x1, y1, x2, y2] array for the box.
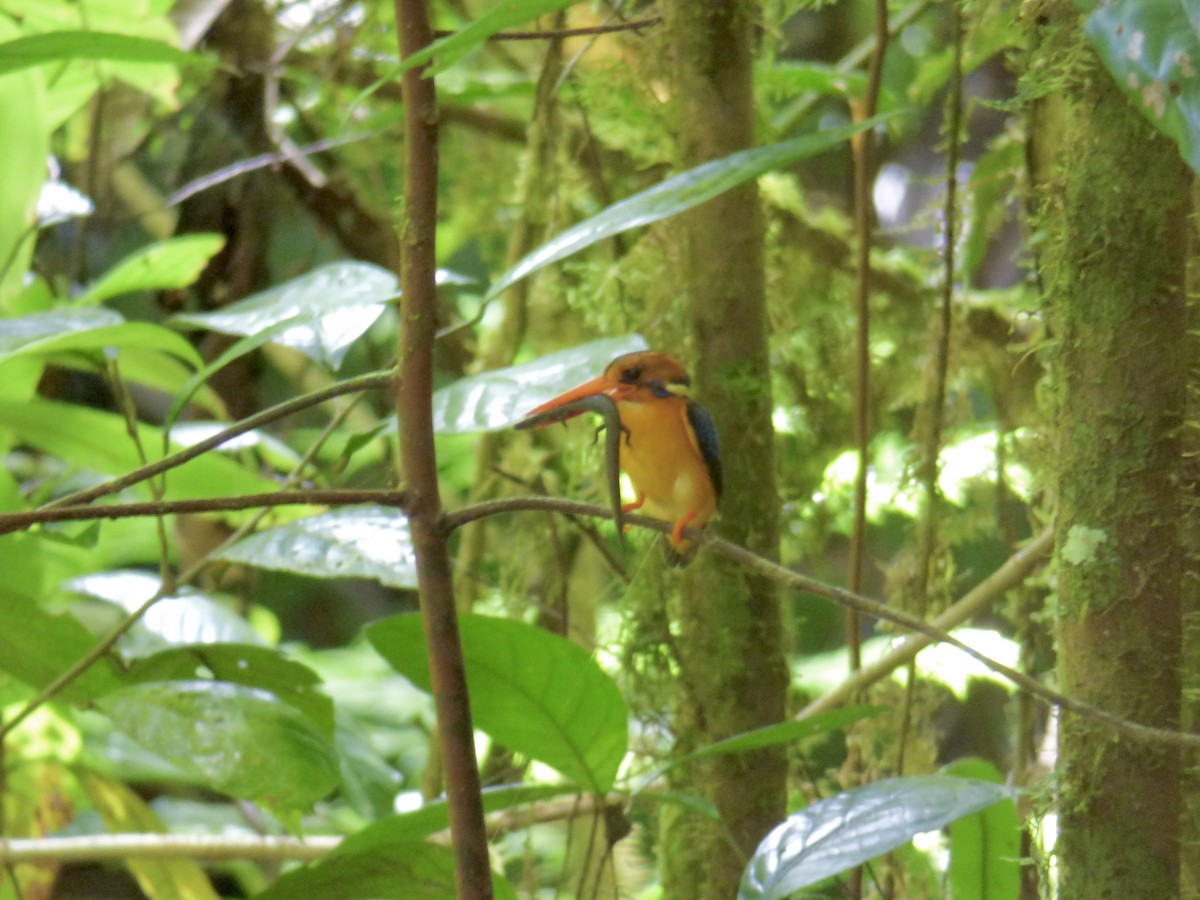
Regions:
[[516, 350, 722, 562]]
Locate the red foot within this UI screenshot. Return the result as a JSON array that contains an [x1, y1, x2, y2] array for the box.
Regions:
[[670, 509, 699, 546]]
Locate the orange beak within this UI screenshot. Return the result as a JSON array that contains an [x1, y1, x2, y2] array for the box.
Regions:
[[514, 376, 632, 545], [521, 376, 634, 424]]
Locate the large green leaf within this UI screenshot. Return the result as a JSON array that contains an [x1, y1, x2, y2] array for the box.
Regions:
[[97, 680, 340, 811], [0, 307, 203, 368], [368, 613, 628, 793], [1078, 0, 1200, 172], [73, 233, 226, 306], [79, 770, 221, 900], [945, 759, 1021, 900], [255, 837, 518, 900], [0, 398, 274, 499], [172, 262, 398, 369], [431, 335, 647, 433], [738, 776, 1018, 899], [0, 30, 203, 76], [214, 505, 417, 589], [485, 116, 891, 301]]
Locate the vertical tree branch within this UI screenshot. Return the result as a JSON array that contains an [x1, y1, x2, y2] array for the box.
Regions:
[[392, 2, 492, 897], [846, 0, 889, 672]]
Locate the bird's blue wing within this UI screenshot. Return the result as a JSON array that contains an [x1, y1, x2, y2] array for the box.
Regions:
[[686, 400, 723, 502]]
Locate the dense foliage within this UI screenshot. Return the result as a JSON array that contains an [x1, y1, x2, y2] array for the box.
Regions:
[[0, 0, 1196, 897]]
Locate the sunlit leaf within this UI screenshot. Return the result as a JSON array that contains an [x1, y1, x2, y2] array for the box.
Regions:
[[431, 334, 648, 433], [945, 759, 1021, 900], [1078, 0, 1200, 173], [97, 680, 340, 811], [485, 116, 891, 301], [368, 613, 628, 793], [0, 307, 203, 368], [79, 770, 221, 900], [213, 505, 417, 589], [256, 836, 518, 900], [74, 233, 226, 305], [0, 398, 275, 499], [66, 570, 266, 654], [0, 30, 204, 76], [738, 776, 1017, 899], [172, 262, 398, 369]]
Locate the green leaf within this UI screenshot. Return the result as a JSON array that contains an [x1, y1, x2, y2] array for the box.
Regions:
[[0, 17, 49, 308], [127, 644, 334, 737], [172, 262, 398, 369], [97, 680, 340, 811], [0, 307, 203, 368], [0, 398, 274, 499], [74, 233, 226, 305], [255, 837, 518, 900], [667, 706, 884, 769], [214, 505, 417, 589], [0, 30, 204, 76], [431, 335, 648, 433], [368, 614, 628, 793], [738, 776, 1018, 899], [945, 759, 1021, 900], [0, 595, 125, 703], [1080, 0, 1200, 173], [79, 770, 221, 900], [485, 115, 892, 301]]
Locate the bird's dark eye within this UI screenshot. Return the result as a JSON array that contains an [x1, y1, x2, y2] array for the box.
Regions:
[[620, 366, 642, 383]]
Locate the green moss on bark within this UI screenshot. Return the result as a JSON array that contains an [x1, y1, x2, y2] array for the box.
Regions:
[[1026, 6, 1189, 897]]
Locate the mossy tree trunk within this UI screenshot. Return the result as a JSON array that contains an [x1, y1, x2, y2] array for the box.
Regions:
[[1026, 5, 1189, 897], [657, 2, 789, 898]]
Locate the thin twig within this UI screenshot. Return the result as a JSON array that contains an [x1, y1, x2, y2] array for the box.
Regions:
[[446, 497, 1200, 750], [433, 17, 660, 41]]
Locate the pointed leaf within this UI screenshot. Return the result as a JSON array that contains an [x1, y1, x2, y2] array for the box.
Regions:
[[79, 771, 221, 900], [172, 262, 397, 369], [665, 706, 885, 772], [0, 310, 203, 368], [390, 0, 578, 78], [738, 775, 1018, 899], [486, 116, 892, 301], [431, 335, 648, 432], [945, 759, 1021, 900], [74, 233, 226, 305], [368, 613, 628, 793], [0, 30, 206, 76], [214, 505, 417, 589], [97, 680, 340, 811]]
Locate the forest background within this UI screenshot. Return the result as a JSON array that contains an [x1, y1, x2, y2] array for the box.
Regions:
[[0, 0, 1196, 897]]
